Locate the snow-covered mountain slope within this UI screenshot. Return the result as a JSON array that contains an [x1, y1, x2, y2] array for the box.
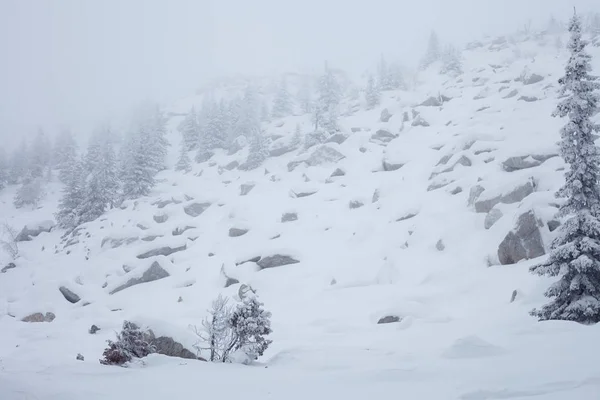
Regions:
[[2, 33, 600, 399]]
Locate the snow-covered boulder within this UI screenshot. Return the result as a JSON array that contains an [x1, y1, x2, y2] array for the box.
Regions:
[[326, 133, 349, 145], [21, 312, 55, 323], [229, 227, 249, 237], [257, 255, 300, 270], [474, 181, 535, 213], [16, 220, 55, 242], [306, 145, 345, 166], [144, 330, 198, 360], [370, 129, 396, 143], [501, 154, 557, 172], [484, 208, 503, 229], [59, 286, 81, 304], [380, 108, 392, 122], [497, 210, 545, 265], [153, 214, 169, 224], [281, 212, 298, 222], [419, 96, 442, 107], [183, 202, 211, 217], [110, 261, 170, 294], [137, 245, 186, 259]]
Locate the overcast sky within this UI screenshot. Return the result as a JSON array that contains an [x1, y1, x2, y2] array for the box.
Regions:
[[0, 0, 598, 148]]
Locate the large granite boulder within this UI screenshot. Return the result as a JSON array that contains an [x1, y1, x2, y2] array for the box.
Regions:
[[474, 181, 535, 213], [240, 183, 256, 196], [16, 220, 55, 242], [484, 208, 503, 229], [137, 245, 186, 259], [144, 330, 198, 360], [501, 154, 557, 172], [184, 202, 211, 217], [306, 145, 345, 166], [498, 210, 545, 265], [22, 312, 55, 323], [380, 108, 393, 122], [110, 261, 170, 294], [371, 130, 396, 143], [257, 255, 300, 270]]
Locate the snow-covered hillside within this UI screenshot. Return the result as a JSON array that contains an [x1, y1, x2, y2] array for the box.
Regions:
[[2, 31, 600, 399]]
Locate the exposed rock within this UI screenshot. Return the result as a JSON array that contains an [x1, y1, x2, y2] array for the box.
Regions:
[[518, 96, 539, 102], [304, 130, 328, 149], [349, 200, 364, 209], [372, 189, 380, 203], [184, 202, 211, 217], [281, 212, 298, 222], [411, 116, 430, 127], [411, 109, 420, 118], [229, 227, 249, 237], [377, 315, 401, 324], [485, 208, 504, 229], [228, 136, 247, 155], [305, 145, 345, 167], [292, 190, 318, 198], [269, 142, 296, 157], [225, 277, 240, 288], [76, 353, 84, 361], [498, 210, 545, 265], [224, 161, 239, 171], [236, 256, 261, 266], [137, 245, 186, 259], [510, 290, 518, 303], [475, 181, 535, 213], [547, 220, 560, 232], [420, 96, 442, 107], [403, 111, 410, 122], [382, 160, 404, 171], [436, 154, 452, 166], [257, 255, 300, 270], [240, 183, 256, 196], [330, 168, 346, 177], [89, 325, 100, 334], [154, 199, 174, 208], [141, 235, 161, 242], [172, 226, 195, 236], [22, 312, 55, 323], [396, 212, 418, 222], [450, 187, 463, 195], [101, 237, 138, 249], [287, 160, 305, 172], [110, 261, 170, 294], [351, 127, 362, 133], [503, 89, 519, 99], [502, 154, 557, 172], [359, 147, 367, 153], [428, 180, 452, 191], [144, 330, 198, 360], [380, 108, 393, 122], [436, 239, 445, 251], [1, 263, 16, 273], [371, 130, 396, 143], [326, 133, 349, 144], [137, 223, 149, 230], [16, 220, 55, 242], [195, 151, 213, 163], [523, 74, 544, 85], [59, 286, 81, 304], [153, 214, 168, 224]]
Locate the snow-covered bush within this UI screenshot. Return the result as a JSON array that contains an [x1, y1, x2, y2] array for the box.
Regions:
[[100, 321, 155, 366], [193, 291, 272, 364], [0, 223, 19, 259], [13, 178, 46, 209]]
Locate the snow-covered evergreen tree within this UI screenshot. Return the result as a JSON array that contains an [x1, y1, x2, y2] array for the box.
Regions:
[[290, 124, 303, 149], [178, 108, 200, 151], [244, 129, 270, 170], [228, 293, 272, 361], [271, 77, 293, 118], [314, 63, 341, 133], [55, 157, 86, 229], [8, 140, 29, 184], [77, 126, 120, 224], [530, 13, 600, 324], [0, 149, 7, 190], [365, 74, 381, 109], [29, 129, 51, 179], [297, 76, 313, 114], [202, 99, 227, 151], [195, 294, 234, 362], [53, 130, 78, 184], [440, 45, 463, 76], [100, 321, 155, 366], [13, 178, 45, 209], [121, 128, 154, 199], [146, 106, 169, 173], [419, 31, 441, 70], [175, 141, 192, 172]]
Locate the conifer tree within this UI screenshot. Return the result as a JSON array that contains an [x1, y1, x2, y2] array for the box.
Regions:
[[314, 63, 341, 133], [244, 129, 269, 170], [55, 157, 86, 228], [419, 31, 441, 70], [297, 76, 313, 114], [178, 108, 200, 151], [8, 140, 29, 184], [272, 77, 293, 118], [176, 140, 192, 172], [29, 129, 51, 179], [290, 124, 303, 149], [0, 149, 7, 190], [530, 12, 600, 324], [365, 74, 381, 109], [54, 130, 78, 184], [440, 45, 463, 76]]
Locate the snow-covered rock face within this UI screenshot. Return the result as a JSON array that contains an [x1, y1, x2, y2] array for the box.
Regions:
[[2, 29, 600, 399]]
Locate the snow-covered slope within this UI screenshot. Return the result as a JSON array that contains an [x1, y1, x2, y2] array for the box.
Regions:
[[2, 32, 600, 399]]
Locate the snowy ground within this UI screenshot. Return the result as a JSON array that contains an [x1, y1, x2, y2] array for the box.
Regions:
[[2, 32, 600, 399]]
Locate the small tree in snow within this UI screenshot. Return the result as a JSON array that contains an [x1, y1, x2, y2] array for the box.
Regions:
[[175, 141, 192, 172], [290, 124, 303, 149], [100, 321, 155, 366], [13, 178, 46, 209], [530, 12, 600, 324], [365, 74, 381, 109], [419, 31, 441, 70], [55, 157, 86, 229], [178, 108, 200, 151], [193, 294, 234, 362], [0, 223, 19, 260], [244, 130, 270, 170], [440, 45, 463, 76], [272, 77, 293, 118]]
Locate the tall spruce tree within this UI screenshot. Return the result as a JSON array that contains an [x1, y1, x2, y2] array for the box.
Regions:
[[314, 63, 341, 133], [530, 12, 600, 324], [272, 77, 293, 118], [0, 148, 7, 190], [55, 156, 86, 228], [178, 108, 200, 151], [419, 31, 441, 70], [244, 128, 269, 170], [29, 129, 51, 179], [176, 140, 192, 172], [365, 74, 381, 109], [54, 130, 78, 184], [440, 45, 463, 76], [8, 140, 29, 184]]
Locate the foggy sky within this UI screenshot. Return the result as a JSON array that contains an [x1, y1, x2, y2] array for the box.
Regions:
[[0, 0, 598, 148]]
